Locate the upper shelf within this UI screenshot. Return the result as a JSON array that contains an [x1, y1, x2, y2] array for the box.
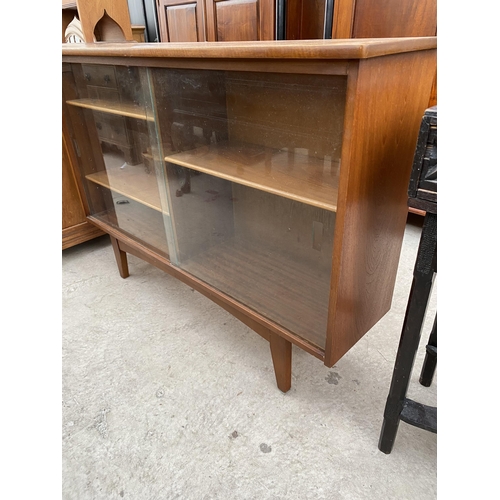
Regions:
[[165, 141, 340, 212], [66, 98, 153, 121]]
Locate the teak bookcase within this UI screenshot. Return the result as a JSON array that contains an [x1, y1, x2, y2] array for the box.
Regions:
[[62, 38, 436, 392]]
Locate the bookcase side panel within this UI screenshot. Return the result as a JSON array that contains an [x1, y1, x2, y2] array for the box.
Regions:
[[325, 49, 437, 367]]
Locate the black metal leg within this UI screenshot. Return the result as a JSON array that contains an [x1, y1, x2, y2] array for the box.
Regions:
[[419, 315, 437, 387], [378, 212, 437, 454]]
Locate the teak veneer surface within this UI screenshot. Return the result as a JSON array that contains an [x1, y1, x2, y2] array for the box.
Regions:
[[325, 50, 437, 366], [62, 37, 436, 60], [64, 39, 437, 390]]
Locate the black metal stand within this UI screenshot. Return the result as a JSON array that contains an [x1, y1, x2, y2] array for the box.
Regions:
[[420, 315, 437, 387], [378, 212, 437, 454]]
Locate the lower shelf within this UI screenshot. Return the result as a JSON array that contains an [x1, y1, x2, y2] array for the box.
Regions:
[[181, 238, 330, 350], [93, 201, 170, 259]]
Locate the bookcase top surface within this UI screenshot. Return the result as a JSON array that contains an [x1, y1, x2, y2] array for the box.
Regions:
[[62, 37, 436, 60]]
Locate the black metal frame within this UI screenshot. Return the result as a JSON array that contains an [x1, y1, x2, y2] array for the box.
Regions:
[[378, 106, 437, 454]]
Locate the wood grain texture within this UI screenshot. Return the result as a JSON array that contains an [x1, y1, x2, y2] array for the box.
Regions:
[[62, 37, 437, 60], [62, 131, 87, 231], [62, 222, 106, 250], [157, 0, 206, 42], [131, 25, 146, 43], [64, 43, 438, 387], [352, 0, 437, 38], [85, 164, 167, 213], [270, 332, 292, 393], [332, 0, 356, 38], [76, 0, 134, 42], [62, 65, 106, 249], [62, 130, 105, 249], [324, 50, 437, 367], [205, 0, 274, 41], [166, 141, 340, 211], [225, 72, 346, 159], [66, 98, 153, 121], [110, 235, 130, 278], [216, 0, 259, 41], [333, 0, 436, 39], [286, 0, 327, 40], [428, 72, 437, 107]]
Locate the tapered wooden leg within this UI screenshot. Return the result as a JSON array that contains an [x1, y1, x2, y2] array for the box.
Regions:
[[110, 236, 129, 279], [269, 332, 292, 393]]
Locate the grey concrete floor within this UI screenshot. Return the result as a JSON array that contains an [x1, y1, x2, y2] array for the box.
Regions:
[[62, 215, 437, 500]]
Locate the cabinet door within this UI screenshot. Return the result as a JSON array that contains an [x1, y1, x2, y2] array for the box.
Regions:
[[150, 66, 347, 350], [332, 0, 437, 38], [157, 0, 206, 42], [64, 63, 173, 259], [205, 0, 274, 41]]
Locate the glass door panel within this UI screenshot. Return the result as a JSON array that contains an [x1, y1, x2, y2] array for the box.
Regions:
[[63, 63, 171, 258], [150, 68, 347, 348]]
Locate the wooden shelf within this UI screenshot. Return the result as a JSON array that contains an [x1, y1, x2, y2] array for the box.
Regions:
[[86, 162, 168, 215], [165, 141, 340, 212], [182, 238, 330, 349], [66, 98, 153, 121]]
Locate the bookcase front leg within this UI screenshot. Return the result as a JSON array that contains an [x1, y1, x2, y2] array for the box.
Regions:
[[110, 236, 129, 278], [269, 332, 292, 393]]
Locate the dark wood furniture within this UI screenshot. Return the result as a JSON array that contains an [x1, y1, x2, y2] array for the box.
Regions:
[[62, 38, 436, 392], [62, 122, 105, 249], [156, 0, 274, 42], [62, 0, 143, 249], [62, 2, 106, 248], [332, 0, 436, 39], [156, 0, 207, 42], [378, 106, 437, 454]]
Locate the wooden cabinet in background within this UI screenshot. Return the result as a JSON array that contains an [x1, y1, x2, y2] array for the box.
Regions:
[[283, 0, 437, 40], [62, 126, 105, 250], [62, 0, 142, 249], [157, 0, 207, 42], [205, 0, 275, 41], [157, 0, 275, 42], [285, 0, 333, 40], [337, 0, 437, 38]]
